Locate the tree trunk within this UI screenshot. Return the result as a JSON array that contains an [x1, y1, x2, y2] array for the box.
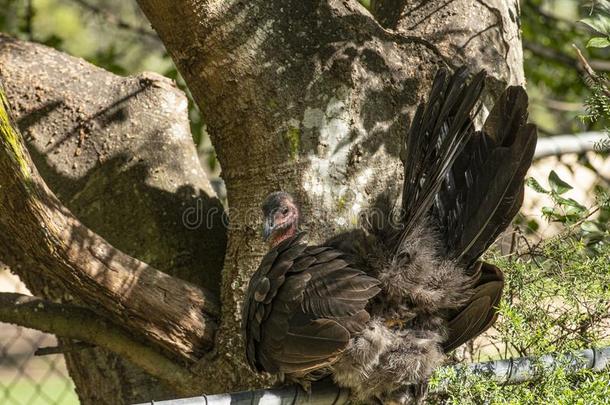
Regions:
[[0, 0, 524, 403]]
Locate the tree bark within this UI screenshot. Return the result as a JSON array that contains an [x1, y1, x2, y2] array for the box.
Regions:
[[0, 0, 525, 402], [0, 89, 219, 357], [0, 35, 225, 404]]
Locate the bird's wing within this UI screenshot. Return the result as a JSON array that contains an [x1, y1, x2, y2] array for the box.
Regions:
[[399, 67, 485, 239], [242, 233, 380, 374], [443, 262, 504, 352], [433, 86, 538, 267]]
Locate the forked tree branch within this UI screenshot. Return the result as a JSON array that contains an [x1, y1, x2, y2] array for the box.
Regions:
[[0, 292, 198, 393], [0, 85, 219, 362]]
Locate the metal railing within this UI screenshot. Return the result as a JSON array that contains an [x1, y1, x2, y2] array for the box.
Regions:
[[134, 347, 610, 405]]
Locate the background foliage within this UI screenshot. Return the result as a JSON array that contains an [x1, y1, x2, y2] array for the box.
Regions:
[[1, 0, 610, 403]]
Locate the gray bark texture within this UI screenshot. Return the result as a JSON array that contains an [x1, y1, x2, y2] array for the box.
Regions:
[[0, 0, 524, 403]]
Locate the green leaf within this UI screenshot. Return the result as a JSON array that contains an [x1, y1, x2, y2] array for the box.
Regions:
[[526, 177, 549, 194], [580, 15, 610, 35], [581, 221, 602, 233], [527, 219, 540, 233], [542, 206, 560, 221], [548, 171, 573, 195], [587, 36, 610, 48], [555, 195, 587, 212], [565, 207, 586, 222]]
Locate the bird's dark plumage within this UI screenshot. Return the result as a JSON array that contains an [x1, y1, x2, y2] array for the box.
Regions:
[[433, 85, 537, 267], [443, 262, 504, 352], [242, 67, 537, 404], [400, 67, 485, 238], [242, 232, 381, 374], [431, 84, 537, 351]]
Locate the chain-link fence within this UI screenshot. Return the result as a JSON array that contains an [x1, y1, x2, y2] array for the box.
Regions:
[[0, 270, 78, 405]]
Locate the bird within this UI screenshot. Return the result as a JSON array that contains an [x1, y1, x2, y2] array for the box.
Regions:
[[242, 67, 537, 404]]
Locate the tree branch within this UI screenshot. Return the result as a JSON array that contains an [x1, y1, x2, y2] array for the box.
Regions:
[[525, 40, 610, 73], [534, 132, 609, 159], [0, 34, 227, 293], [0, 34, 231, 401], [0, 292, 198, 393], [35, 342, 95, 356], [0, 83, 218, 362]]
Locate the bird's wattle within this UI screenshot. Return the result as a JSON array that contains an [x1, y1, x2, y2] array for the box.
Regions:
[[269, 222, 297, 248]]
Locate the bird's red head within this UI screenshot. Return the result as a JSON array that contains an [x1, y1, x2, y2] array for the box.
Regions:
[[261, 191, 299, 247]]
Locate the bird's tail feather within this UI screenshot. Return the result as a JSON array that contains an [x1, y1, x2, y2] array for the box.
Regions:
[[432, 86, 538, 267], [399, 67, 485, 242]]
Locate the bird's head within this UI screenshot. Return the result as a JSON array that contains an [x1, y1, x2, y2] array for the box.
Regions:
[[261, 191, 299, 247]]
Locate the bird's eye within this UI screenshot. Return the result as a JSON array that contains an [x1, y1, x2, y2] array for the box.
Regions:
[[281, 207, 289, 215]]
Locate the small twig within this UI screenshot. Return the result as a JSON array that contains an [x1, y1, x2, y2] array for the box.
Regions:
[[35, 341, 95, 356], [68, 0, 160, 41], [573, 44, 600, 79], [509, 228, 518, 258], [573, 44, 610, 98], [515, 228, 544, 269]]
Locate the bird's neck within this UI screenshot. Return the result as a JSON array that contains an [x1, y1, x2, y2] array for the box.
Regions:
[[270, 222, 298, 248]]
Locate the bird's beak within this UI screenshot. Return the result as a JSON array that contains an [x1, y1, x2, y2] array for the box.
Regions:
[[262, 218, 274, 241]]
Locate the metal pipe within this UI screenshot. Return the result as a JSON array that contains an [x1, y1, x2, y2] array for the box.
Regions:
[[134, 347, 610, 405], [431, 346, 610, 394], [534, 131, 608, 159], [138, 380, 349, 405]]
